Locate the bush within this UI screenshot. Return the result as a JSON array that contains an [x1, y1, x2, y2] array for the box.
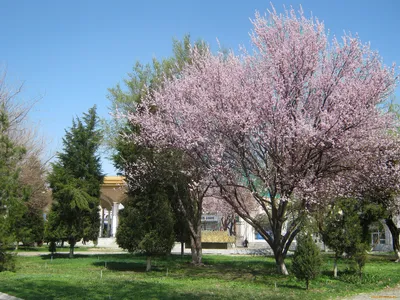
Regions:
[[0, 229, 16, 272], [350, 242, 369, 280], [292, 234, 322, 290]]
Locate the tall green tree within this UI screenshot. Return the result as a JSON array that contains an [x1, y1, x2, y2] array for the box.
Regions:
[[109, 36, 209, 265], [0, 106, 26, 271], [116, 182, 175, 271], [320, 198, 367, 277], [45, 106, 104, 258]]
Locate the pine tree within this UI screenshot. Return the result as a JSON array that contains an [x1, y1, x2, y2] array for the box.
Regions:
[[116, 181, 175, 271], [45, 106, 104, 258], [292, 234, 322, 290], [0, 106, 26, 271]]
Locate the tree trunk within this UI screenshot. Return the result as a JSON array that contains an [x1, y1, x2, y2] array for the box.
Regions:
[[306, 279, 309, 290], [180, 241, 184, 257], [190, 233, 202, 265], [385, 218, 400, 262], [274, 251, 289, 275], [333, 255, 338, 278], [69, 238, 75, 259], [146, 256, 151, 272]]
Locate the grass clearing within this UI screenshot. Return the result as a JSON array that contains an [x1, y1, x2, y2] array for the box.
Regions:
[[0, 252, 399, 299]]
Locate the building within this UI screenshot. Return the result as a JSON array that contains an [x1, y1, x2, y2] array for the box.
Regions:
[[99, 176, 399, 252]]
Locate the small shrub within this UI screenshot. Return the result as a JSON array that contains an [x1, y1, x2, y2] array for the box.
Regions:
[[350, 242, 369, 280], [0, 251, 16, 272], [292, 233, 322, 290]]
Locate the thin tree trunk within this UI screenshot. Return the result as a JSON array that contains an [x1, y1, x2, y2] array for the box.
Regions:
[[190, 233, 202, 265], [306, 279, 309, 290], [385, 218, 400, 262], [146, 256, 151, 272], [69, 238, 75, 258], [333, 255, 338, 277], [180, 241, 184, 257]]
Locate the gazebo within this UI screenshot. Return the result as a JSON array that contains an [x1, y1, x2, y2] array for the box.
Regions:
[[99, 176, 126, 238]]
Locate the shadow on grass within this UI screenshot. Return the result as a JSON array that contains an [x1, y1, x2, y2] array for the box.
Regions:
[[92, 261, 154, 272], [39, 253, 132, 260], [1, 277, 220, 300], [40, 254, 95, 260]]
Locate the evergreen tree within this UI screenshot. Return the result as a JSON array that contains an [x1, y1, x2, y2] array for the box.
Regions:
[[0, 106, 26, 271], [45, 106, 104, 258], [116, 182, 175, 271], [292, 234, 322, 290], [13, 205, 45, 247], [320, 198, 366, 277]]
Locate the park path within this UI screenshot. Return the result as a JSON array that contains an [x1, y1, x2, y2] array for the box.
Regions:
[[342, 284, 400, 299], [0, 293, 21, 300]]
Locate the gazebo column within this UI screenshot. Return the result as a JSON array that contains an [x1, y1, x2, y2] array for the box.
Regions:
[[111, 202, 119, 237], [107, 210, 111, 237], [99, 207, 104, 238]]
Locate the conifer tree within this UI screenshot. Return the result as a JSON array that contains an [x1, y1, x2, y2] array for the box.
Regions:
[[292, 234, 322, 290], [0, 106, 26, 271], [320, 198, 366, 277], [116, 181, 175, 271], [45, 106, 104, 258]]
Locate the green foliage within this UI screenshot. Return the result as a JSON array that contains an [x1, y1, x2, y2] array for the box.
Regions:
[[358, 201, 386, 243], [349, 242, 369, 279], [321, 198, 364, 257], [108, 36, 207, 263], [292, 233, 322, 289], [13, 206, 44, 246], [116, 183, 175, 260], [0, 106, 26, 271], [320, 198, 371, 277], [45, 106, 104, 257], [0, 222, 16, 272], [48, 241, 57, 255]]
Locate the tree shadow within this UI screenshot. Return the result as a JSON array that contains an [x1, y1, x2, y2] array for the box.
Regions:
[[92, 261, 155, 272], [40, 253, 93, 260], [0, 278, 215, 300]]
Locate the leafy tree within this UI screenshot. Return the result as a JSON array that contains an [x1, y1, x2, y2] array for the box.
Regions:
[[127, 7, 398, 274], [0, 106, 26, 271], [45, 106, 104, 258], [292, 233, 322, 290], [116, 183, 175, 271], [109, 36, 210, 265]]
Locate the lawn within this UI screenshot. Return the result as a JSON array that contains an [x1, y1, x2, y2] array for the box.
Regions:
[[0, 252, 399, 300]]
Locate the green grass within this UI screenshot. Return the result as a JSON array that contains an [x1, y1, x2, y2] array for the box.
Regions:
[[0, 253, 399, 299]]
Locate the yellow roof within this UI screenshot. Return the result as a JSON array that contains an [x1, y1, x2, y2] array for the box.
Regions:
[[103, 176, 125, 186]]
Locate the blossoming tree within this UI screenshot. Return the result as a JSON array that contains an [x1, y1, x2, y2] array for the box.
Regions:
[[123, 7, 398, 274]]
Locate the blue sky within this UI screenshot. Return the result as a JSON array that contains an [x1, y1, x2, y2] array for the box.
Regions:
[[0, 0, 399, 175]]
